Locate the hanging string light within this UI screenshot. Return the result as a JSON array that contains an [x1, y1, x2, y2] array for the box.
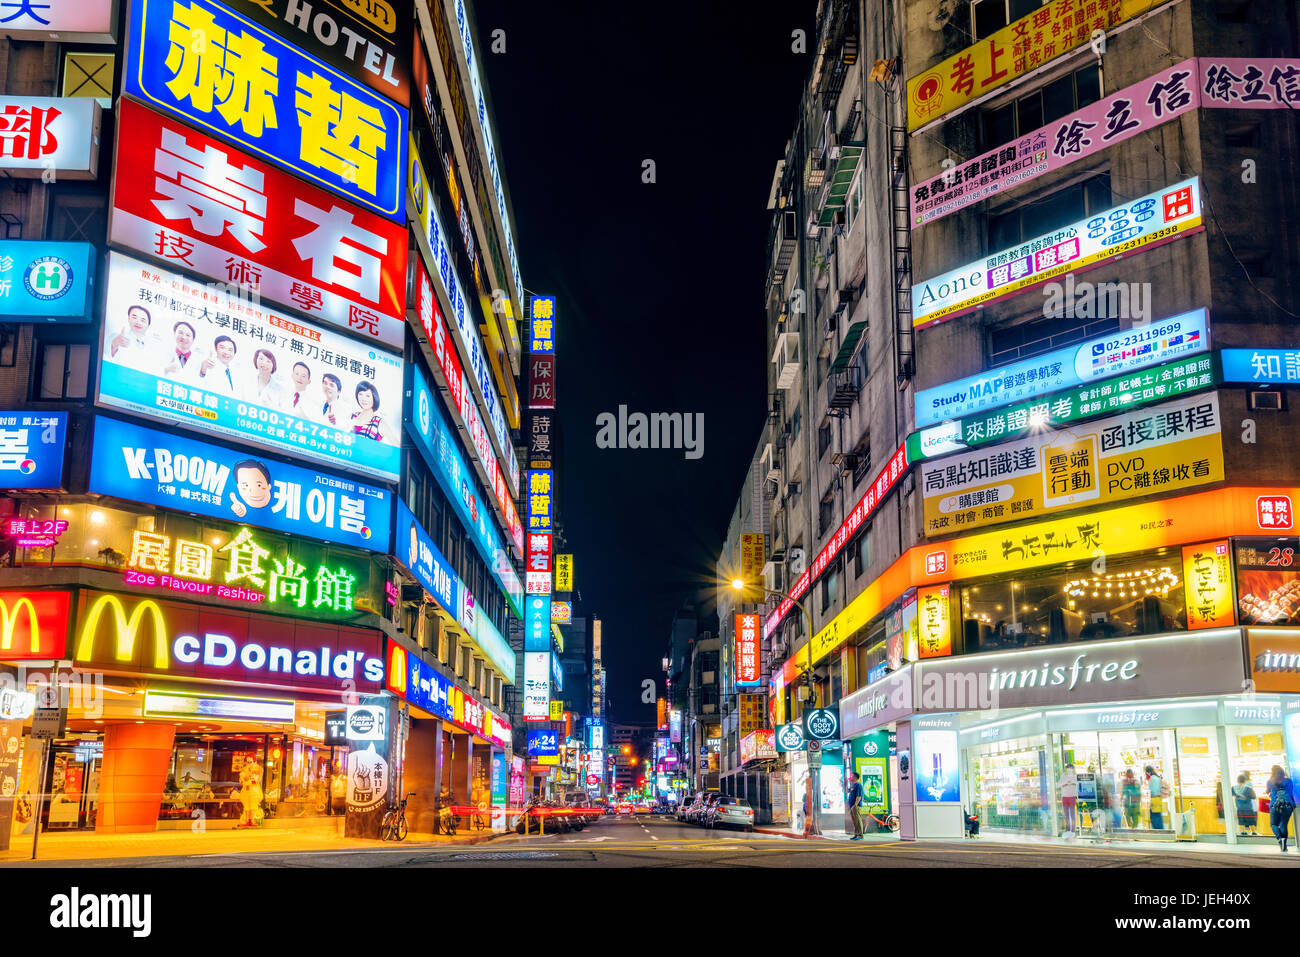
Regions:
[[1062, 567, 1180, 600]]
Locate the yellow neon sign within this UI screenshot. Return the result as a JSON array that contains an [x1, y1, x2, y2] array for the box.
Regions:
[[76, 593, 169, 670], [0, 597, 40, 655]]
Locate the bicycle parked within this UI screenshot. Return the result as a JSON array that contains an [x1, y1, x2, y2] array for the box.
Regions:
[[863, 809, 900, 832], [380, 791, 416, 842]]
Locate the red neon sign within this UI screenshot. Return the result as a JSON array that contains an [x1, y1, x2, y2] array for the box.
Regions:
[[735, 613, 760, 685], [765, 441, 910, 638]]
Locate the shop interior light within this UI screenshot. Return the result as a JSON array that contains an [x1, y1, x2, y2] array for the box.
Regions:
[[1064, 566, 1179, 599]]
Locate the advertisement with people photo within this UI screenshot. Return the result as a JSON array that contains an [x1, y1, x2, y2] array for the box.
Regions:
[[96, 252, 403, 481]]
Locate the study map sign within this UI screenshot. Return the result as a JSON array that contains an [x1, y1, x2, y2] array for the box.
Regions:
[[0, 411, 66, 491], [0, 239, 95, 322], [224, 0, 412, 107], [90, 415, 391, 552], [97, 252, 404, 482], [110, 99, 408, 349], [0, 95, 101, 179], [910, 58, 1300, 227], [913, 178, 1203, 329], [915, 308, 1210, 430], [124, 0, 408, 222], [922, 392, 1224, 536], [910, 353, 1217, 460], [407, 362, 523, 606], [72, 590, 385, 692], [0, 0, 117, 42]]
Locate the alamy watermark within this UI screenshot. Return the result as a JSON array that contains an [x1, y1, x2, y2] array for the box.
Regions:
[[596, 405, 703, 460], [1042, 275, 1151, 324]]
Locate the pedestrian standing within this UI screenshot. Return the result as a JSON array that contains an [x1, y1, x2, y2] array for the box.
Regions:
[[1267, 765, 1296, 853], [846, 771, 864, 841], [1058, 764, 1079, 837], [1232, 773, 1258, 836], [1121, 769, 1141, 829], [1145, 766, 1166, 830]]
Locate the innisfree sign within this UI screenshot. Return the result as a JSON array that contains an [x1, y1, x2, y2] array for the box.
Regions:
[[803, 708, 839, 741]]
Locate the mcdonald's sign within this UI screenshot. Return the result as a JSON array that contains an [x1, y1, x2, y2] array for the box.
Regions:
[[0, 590, 70, 660]]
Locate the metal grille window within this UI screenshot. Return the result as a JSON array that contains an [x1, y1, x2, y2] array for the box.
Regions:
[[852, 440, 872, 487], [988, 173, 1110, 252], [818, 491, 835, 537], [971, 0, 1046, 40]]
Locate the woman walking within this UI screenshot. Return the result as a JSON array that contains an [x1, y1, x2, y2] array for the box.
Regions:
[[1267, 765, 1296, 852], [1231, 773, 1257, 836]]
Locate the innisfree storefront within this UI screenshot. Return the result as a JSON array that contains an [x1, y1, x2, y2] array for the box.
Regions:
[[839, 628, 1296, 846]]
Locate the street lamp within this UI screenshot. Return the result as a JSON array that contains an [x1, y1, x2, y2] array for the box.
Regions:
[[730, 577, 821, 837]]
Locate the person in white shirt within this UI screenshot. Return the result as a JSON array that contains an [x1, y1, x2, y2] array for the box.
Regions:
[[283, 361, 313, 416], [249, 347, 284, 408], [317, 372, 343, 428], [107, 304, 160, 374], [198, 335, 241, 396], [161, 320, 201, 381]]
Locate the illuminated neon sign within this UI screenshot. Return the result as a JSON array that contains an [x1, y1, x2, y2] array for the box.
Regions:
[[123, 527, 361, 616], [8, 518, 69, 548]]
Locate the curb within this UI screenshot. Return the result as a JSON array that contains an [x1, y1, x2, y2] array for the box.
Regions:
[[753, 826, 838, 842]]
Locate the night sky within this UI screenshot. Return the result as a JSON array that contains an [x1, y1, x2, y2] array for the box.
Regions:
[[481, 1, 817, 725]]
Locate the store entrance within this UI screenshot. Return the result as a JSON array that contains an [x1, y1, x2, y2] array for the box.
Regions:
[[41, 738, 103, 832]]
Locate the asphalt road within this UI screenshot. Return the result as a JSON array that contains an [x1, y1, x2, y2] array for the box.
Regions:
[[18, 814, 1297, 867]]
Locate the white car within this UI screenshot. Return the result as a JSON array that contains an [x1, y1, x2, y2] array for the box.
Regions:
[[707, 796, 755, 831]]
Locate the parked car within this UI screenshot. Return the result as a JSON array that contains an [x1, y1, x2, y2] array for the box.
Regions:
[[706, 796, 755, 831], [679, 791, 707, 823], [686, 792, 722, 825]]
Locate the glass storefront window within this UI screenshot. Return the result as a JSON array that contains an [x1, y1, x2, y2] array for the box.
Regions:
[[1056, 728, 1182, 833], [961, 551, 1186, 652], [969, 734, 1049, 832], [1226, 724, 1292, 838]]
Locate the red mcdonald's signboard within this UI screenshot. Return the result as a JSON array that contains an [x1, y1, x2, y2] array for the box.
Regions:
[[0, 590, 70, 660]]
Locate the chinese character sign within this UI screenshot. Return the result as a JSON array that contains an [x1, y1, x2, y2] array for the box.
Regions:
[[916, 585, 951, 659], [1181, 540, 1234, 630], [124, 0, 408, 221], [911, 59, 1300, 227], [0, 411, 66, 490], [529, 412, 553, 467], [224, 0, 412, 107], [906, 0, 1165, 130], [0, 95, 99, 179], [738, 693, 766, 735], [97, 252, 404, 481], [0, 0, 116, 41], [530, 295, 555, 353], [395, 499, 456, 612], [524, 594, 550, 651], [529, 355, 555, 409], [90, 416, 391, 552], [740, 533, 765, 583], [524, 652, 550, 720], [527, 469, 553, 533], [735, 613, 760, 686], [554, 553, 573, 592], [1221, 349, 1300, 385], [914, 179, 1203, 329], [921, 392, 1224, 536], [0, 239, 95, 322], [526, 531, 552, 595], [111, 99, 408, 347]]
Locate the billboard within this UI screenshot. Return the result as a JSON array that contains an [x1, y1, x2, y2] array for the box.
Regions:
[[1221, 349, 1300, 385], [0, 0, 117, 42], [123, 0, 407, 221], [911, 353, 1216, 459], [223, 0, 411, 106], [735, 613, 761, 686], [524, 594, 551, 652], [528, 729, 559, 756], [407, 362, 523, 604], [110, 99, 407, 348], [395, 499, 456, 613], [0, 411, 66, 491], [529, 296, 555, 353], [911, 58, 1300, 226], [555, 553, 573, 592], [0, 239, 95, 322], [527, 469, 553, 533], [97, 252, 403, 481], [73, 590, 384, 691], [529, 355, 556, 409], [524, 652, 550, 720], [407, 137, 515, 463], [90, 415, 390, 552], [0, 96, 101, 179], [914, 179, 1203, 329], [1182, 540, 1234, 630], [922, 393, 1224, 536], [412, 257, 519, 508], [739, 730, 776, 765], [1235, 538, 1300, 627], [526, 532, 551, 596], [906, 0, 1169, 131]]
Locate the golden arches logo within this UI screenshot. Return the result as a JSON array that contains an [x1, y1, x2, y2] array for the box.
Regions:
[[0, 597, 41, 654], [75, 594, 169, 671], [388, 642, 407, 694]]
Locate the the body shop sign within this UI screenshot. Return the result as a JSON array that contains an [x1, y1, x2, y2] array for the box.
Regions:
[[111, 99, 408, 347], [914, 179, 1203, 328], [73, 590, 384, 692]]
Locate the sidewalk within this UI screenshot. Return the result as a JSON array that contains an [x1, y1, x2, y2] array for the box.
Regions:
[[0, 820, 503, 863], [754, 824, 1298, 857]]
